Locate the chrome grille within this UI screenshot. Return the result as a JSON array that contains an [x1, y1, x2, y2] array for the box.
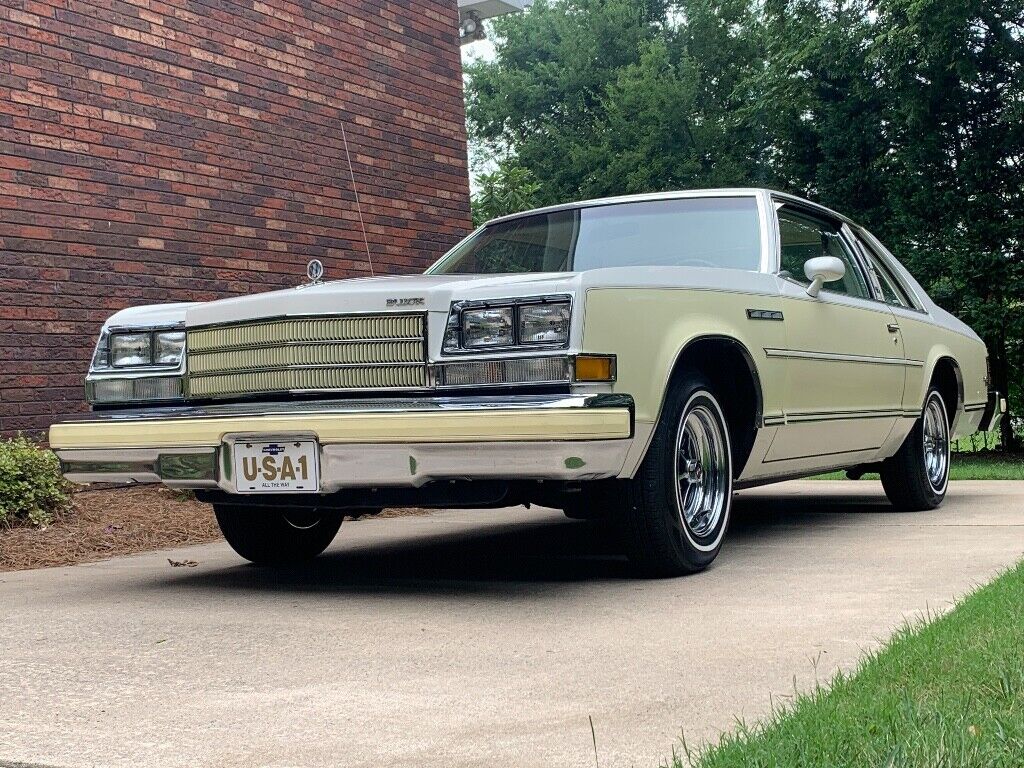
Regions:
[[186, 314, 427, 399]]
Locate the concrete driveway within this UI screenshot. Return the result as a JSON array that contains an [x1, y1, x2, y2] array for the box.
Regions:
[[2, 480, 1022, 768]]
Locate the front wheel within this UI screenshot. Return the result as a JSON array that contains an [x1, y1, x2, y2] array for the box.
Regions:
[[214, 504, 344, 565], [619, 374, 733, 576], [880, 388, 950, 511]]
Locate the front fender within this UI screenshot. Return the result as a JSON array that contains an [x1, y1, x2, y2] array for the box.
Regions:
[[581, 285, 786, 475]]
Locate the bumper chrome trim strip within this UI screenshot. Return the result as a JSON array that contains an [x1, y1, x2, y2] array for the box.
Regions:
[[49, 394, 635, 452], [57, 440, 632, 491]]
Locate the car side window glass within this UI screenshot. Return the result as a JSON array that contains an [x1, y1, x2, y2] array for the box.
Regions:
[[859, 239, 912, 308], [777, 207, 869, 299]]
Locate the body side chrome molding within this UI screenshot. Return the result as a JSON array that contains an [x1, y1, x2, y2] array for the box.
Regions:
[[783, 408, 911, 424], [764, 347, 924, 367]]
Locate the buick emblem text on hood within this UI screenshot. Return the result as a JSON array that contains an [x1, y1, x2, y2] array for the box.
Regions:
[[386, 297, 426, 307]]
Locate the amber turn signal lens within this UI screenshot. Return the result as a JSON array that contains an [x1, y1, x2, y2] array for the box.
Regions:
[[574, 355, 616, 382]]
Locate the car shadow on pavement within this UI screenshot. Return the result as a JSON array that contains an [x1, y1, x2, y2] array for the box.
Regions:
[[149, 487, 896, 595], [161, 515, 634, 594], [728, 488, 896, 536]]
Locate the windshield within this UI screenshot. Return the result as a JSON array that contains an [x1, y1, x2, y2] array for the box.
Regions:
[[430, 196, 762, 274]]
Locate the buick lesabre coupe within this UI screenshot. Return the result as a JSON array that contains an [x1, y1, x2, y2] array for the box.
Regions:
[[50, 189, 1004, 576]]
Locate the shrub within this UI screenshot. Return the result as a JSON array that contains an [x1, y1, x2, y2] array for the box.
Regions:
[[0, 435, 73, 527]]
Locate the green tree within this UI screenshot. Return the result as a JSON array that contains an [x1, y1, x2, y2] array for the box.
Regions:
[[467, 0, 677, 204], [869, 0, 1024, 447], [471, 163, 543, 225], [466, 0, 1024, 447]]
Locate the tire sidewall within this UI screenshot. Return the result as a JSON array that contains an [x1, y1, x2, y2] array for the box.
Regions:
[[646, 379, 733, 565]]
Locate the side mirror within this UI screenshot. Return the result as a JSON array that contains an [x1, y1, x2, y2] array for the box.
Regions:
[[804, 256, 846, 298]]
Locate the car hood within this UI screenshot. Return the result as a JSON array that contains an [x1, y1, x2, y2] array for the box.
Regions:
[[183, 272, 585, 327], [101, 265, 774, 331]]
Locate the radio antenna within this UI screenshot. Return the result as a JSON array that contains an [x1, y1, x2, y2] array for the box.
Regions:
[[340, 119, 376, 277]]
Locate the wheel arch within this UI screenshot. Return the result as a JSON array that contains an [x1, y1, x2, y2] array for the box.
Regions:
[[927, 355, 963, 433], [646, 334, 765, 478]]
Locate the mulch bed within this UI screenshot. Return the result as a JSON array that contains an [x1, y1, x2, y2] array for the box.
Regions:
[[0, 486, 221, 572], [0, 486, 429, 572]]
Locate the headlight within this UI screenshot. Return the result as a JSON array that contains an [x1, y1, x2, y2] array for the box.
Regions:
[[111, 332, 153, 367], [463, 307, 514, 348], [519, 303, 570, 345], [108, 329, 185, 367], [88, 325, 186, 405], [444, 296, 572, 352], [154, 330, 186, 365]]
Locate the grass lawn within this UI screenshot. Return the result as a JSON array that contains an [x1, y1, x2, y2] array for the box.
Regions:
[[671, 560, 1024, 768], [814, 451, 1024, 481]]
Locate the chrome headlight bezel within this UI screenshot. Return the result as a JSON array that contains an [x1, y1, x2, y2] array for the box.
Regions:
[[443, 295, 573, 354], [87, 325, 187, 406]]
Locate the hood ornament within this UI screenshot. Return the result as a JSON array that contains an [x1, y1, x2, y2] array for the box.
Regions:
[[305, 259, 324, 286]]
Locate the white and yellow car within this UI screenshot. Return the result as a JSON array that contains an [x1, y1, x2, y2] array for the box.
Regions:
[[50, 189, 1005, 575]]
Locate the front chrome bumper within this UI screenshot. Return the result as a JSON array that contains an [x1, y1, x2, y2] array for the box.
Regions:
[[50, 394, 634, 492]]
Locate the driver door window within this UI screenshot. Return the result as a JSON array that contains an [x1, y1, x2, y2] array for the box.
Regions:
[[777, 209, 869, 299]]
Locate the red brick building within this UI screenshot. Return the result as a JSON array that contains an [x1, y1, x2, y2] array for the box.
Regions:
[[0, 0, 473, 434]]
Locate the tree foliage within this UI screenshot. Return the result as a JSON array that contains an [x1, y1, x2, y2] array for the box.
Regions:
[[466, 0, 1024, 446], [471, 162, 543, 225]]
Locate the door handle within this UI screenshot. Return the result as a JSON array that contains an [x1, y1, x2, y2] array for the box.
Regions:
[[887, 323, 900, 333]]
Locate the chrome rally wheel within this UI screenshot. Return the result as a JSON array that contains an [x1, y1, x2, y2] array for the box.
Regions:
[[922, 392, 950, 494], [675, 397, 730, 549]]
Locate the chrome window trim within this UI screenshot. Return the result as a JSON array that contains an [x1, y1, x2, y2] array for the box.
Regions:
[[845, 226, 916, 310], [429, 191, 768, 276], [468, 188, 763, 231], [771, 199, 874, 300], [852, 228, 928, 314]]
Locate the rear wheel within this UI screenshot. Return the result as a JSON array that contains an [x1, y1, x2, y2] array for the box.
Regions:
[[618, 373, 733, 576], [214, 504, 344, 565], [880, 388, 950, 511]]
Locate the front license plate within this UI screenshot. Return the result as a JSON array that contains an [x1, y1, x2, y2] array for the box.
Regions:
[[233, 440, 320, 493]]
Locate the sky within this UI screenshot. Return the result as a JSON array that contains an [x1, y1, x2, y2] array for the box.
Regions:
[[461, 38, 499, 191]]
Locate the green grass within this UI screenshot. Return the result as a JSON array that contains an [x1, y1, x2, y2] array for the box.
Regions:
[[814, 452, 1024, 481], [669, 560, 1024, 768]]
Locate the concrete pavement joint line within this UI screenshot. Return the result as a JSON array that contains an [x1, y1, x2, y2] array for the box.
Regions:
[[0, 761, 69, 768]]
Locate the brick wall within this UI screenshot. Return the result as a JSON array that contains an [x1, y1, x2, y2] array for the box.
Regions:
[[0, 0, 472, 434]]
